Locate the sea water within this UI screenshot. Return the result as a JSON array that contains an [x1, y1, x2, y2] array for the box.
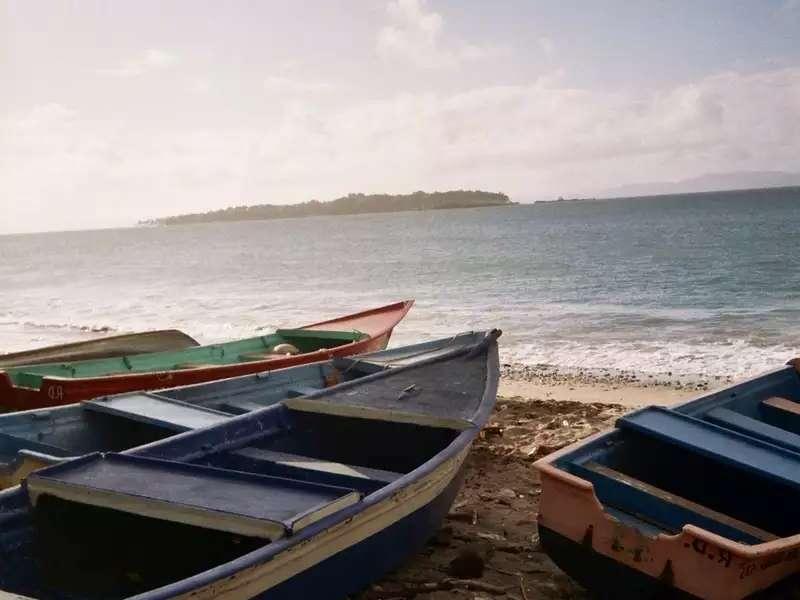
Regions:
[[2, 187, 799, 378]]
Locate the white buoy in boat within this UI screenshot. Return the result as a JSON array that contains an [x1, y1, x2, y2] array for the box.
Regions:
[[273, 343, 300, 355]]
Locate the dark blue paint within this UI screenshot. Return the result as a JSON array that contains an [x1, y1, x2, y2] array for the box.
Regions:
[[570, 462, 764, 544], [619, 407, 800, 490], [0, 331, 501, 599], [252, 465, 465, 600], [29, 452, 360, 532], [0, 332, 486, 471], [705, 407, 800, 453], [129, 337, 499, 599]]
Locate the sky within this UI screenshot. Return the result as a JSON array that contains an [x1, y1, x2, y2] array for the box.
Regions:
[[2, 0, 800, 234]]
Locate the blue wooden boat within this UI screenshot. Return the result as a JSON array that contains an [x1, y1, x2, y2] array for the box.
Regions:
[[0, 332, 487, 489], [0, 329, 500, 599], [536, 360, 800, 599]]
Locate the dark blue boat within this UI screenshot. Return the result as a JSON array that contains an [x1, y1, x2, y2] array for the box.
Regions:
[[536, 361, 800, 599], [0, 329, 500, 599], [0, 331, 486, 489]]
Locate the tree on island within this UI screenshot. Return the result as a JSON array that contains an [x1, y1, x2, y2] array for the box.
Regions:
[[141, 190, 514, 226]]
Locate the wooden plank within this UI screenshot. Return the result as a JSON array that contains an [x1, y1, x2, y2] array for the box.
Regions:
[[585, 461, 778, 542], [763, 396, 800, 416], [706, 407, 800, 452], [286, 386, 322, 398], [618, 407, 800, 489], [83, 394, 231, 431], [230, 447, 403, 482], [27, 453, 361, 538]]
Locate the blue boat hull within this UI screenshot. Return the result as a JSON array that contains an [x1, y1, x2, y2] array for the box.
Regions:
[[0, 331, 501, 600], [260, 465, 465, 599]]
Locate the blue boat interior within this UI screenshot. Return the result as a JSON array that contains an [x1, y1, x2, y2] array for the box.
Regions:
[[0, 332, 497, 600], [556, 364, 800, 545], [0, 332, 486, 490]]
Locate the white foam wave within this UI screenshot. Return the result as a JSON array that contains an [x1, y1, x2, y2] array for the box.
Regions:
[[504, 338, 799, 378]]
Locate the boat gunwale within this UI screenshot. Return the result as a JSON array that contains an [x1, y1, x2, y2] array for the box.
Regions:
[[140, 330, 485, 401]]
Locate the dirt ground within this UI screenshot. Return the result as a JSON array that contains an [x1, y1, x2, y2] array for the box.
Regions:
[[354, 396, 632, 600]]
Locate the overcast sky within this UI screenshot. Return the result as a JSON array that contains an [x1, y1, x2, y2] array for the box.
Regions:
[[2, 0, 800, 233]]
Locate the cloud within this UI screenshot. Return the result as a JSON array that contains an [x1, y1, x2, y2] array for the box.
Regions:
[[9, 103, 77, 127], [262, 59, 337, 98], [782, 0, 800, 12], [3, 66, 800, 233], [539, 37, 555, 58], [97, 49, 179, 78], [263, 76, 335, 95], [187, 78, 212, 94], [377, 0, 505, 69]]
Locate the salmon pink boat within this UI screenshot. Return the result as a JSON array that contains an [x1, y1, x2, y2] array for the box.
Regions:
[[535, 360, 800, 599]]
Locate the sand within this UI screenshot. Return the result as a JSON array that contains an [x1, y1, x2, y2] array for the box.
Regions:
[[499, 362, 735, 408]]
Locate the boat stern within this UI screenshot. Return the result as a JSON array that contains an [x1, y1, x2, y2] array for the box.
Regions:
[[535, 457, 800, 599]]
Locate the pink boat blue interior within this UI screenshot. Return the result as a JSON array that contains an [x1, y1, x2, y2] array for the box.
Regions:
[[539, 362, 800, 597]]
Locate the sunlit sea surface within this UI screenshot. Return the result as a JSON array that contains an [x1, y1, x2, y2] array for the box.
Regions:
[[3, 187, 800, 378]]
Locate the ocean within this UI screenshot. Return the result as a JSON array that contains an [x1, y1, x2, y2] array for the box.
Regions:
[[2, 186, 800, 379]]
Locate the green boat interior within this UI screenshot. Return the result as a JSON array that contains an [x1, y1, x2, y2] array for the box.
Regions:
[[3, 329, 366, 390]]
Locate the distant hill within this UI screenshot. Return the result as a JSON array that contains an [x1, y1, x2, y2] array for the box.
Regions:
[[141, 190, 514, 226], [601, 171, 800, 198]]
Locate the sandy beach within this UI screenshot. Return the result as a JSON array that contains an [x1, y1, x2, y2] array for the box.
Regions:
[[499, 362, 734, 407], [356, 367, 749, 600]]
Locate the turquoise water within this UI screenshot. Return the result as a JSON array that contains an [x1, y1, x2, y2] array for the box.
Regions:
[[2, 186, 800, 377]]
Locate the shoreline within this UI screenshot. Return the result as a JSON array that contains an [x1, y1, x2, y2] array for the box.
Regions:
[[1, 327, 744, 409], [499, 362, 737, 407]]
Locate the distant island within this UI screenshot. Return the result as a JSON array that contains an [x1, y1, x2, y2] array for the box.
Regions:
[[600, 171, 800, 199], [140, 190, 514, 226]]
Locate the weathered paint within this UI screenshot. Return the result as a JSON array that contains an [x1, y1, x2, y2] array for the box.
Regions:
[[537, 457, 800, 598]]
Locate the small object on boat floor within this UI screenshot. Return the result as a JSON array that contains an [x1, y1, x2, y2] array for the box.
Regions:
[[273, 343, 300, 355]]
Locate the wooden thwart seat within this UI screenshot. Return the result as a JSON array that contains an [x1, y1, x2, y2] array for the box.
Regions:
[[705, 407, 800, 453], [230, 447, 403, 483], [762, 396, 800, 426], [579, 461, 777, 543], [619, 407, 800, 490], [84, 394, 231, 431], [215, 399, 271, 414], [286, 385, 322, 398], [763, 397, 800, 414], [26, 453, 361, 539]]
